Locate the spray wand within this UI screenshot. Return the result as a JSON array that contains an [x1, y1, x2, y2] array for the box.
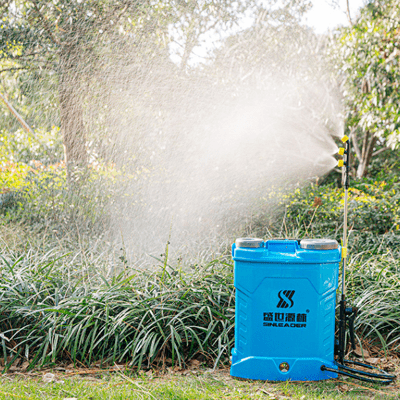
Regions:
[[321, 135, 395, 384], [336, 135, 357, 365]]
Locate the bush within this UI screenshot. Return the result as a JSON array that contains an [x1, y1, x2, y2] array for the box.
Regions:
[[0, 127, 63, 165], [281, 177, 400, 255], [0, 240, 399, 370], [0, 156, 134, 237], [348, 252, 400, 353], [0, 246, 234, 370]]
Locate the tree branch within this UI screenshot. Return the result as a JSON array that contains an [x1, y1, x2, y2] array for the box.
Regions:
[[372, 147, 390, 157], [361, 130, 367, 160], [364, 134, 378, 172], [0, 0, 11, 9], [351, 130, 362, 160], [63, 2, 130, 50], [31, 0, 61, 46], [0, 66, 29, 73], [107, 2, 130, 25], [346, 0, 353, 25], [13, 51, 43, 59]]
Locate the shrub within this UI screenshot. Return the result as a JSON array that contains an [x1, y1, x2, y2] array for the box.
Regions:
[[0, 127, 63, 165], [0, 247, 234, 370], [281, 178, 400, 255], [347, 252, 400, 353]]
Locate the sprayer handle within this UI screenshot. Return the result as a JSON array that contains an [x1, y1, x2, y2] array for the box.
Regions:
[[346, 306, 358, 350]]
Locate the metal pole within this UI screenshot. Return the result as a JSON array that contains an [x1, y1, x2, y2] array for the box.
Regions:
[[342, 138, 350, 296], [342, 189, 348, 296], [332, 137, 395, 384], [337, 137, 350, 364]]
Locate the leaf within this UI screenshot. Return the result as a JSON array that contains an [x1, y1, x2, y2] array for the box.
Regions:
[[365, 357, 380, 364]]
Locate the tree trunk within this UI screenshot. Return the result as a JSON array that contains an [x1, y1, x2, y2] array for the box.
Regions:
[[356, 131, 377, 178], [59, 52, 87, 177], [180, 39, 196, 71]]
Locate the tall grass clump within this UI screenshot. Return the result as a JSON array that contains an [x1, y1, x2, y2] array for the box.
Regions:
[[1, 145, 400, 369], [0, 245, 234, 371], [1, 226, 400, 370], [347, 252, 400, 354]]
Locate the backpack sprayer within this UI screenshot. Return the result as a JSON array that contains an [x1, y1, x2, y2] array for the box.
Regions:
[[320, 134, 395, 384], [230, 135, 395, 384]]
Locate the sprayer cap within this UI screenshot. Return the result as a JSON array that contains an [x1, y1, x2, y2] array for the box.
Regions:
[[300, 239, 338, 250], [341, 135, 349, 143], [235, 238, 264, 248], [338, 160, 344, 167], [338, 147, 345, 156]]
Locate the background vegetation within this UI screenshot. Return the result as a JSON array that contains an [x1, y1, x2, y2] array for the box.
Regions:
[[0, 0, 399, 374]]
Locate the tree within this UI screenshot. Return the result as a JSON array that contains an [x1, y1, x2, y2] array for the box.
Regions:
[[330, 0, 400, 178], [167, 0, 248, 70], [209, 0, 341, 142], [211, 0, 316, 85], [0, 0, 254, 176], [0, 0, 143, 174]]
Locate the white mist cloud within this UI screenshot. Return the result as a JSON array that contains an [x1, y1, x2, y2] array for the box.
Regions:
[[88, 15, 343, 263]]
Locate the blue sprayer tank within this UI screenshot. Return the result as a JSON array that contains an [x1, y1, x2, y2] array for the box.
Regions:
[[230, 238, 341, 381]]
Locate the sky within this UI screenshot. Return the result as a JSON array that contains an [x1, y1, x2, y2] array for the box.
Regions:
[[169, 0, 367, 66], [306, 0, 365, 33]]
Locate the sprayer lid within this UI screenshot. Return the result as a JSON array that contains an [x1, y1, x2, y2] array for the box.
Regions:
[[300, 239, 338, 250], [235, 238, 264, 248]]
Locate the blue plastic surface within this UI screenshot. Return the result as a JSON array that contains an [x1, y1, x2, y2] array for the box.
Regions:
[[230, 239, 340, 381]]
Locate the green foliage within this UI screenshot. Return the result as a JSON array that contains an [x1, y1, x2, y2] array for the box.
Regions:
[[0, 127, 63, 164], [0, 161, 130, 237], [0, 133, 126, 236], [329, 0, 400, 177], [367, 144, 400, 178], [256, 164, 400, 353], [281, 174, 400, 254], [0, 160, 31, 199], [0, 69, 59, 132], [0, 237, 399, 370], [1, 0, 400, 367], [0, 0, 153, 167], [347, 252, 400, 353], [0, 248, 234, 370], [0, 1, 134, 68], [333, 0, 400, 146], [1, 140, 400, 367]]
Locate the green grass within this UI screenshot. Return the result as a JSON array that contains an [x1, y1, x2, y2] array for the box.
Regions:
[[0, 223, 400, 371], [1, 160, 400, 376], [347, 252, 400, 353], [0, 369, 398, 400], [0, 235, 235, 370]]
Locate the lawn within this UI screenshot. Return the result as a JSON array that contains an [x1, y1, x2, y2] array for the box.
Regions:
[[0, 368, 398, 400]]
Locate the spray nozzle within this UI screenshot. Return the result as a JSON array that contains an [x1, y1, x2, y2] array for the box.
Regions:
[[338, 137, 348, 167]]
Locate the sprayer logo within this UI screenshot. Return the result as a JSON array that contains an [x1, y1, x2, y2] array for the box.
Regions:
[[277, 290, 295, 309]]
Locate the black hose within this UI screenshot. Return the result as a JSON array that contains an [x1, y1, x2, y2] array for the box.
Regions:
[[321, 365, 394, 385], [321, 360, 395, 385], [336, 361, 394, 380], [343, 359, 396, 378]]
